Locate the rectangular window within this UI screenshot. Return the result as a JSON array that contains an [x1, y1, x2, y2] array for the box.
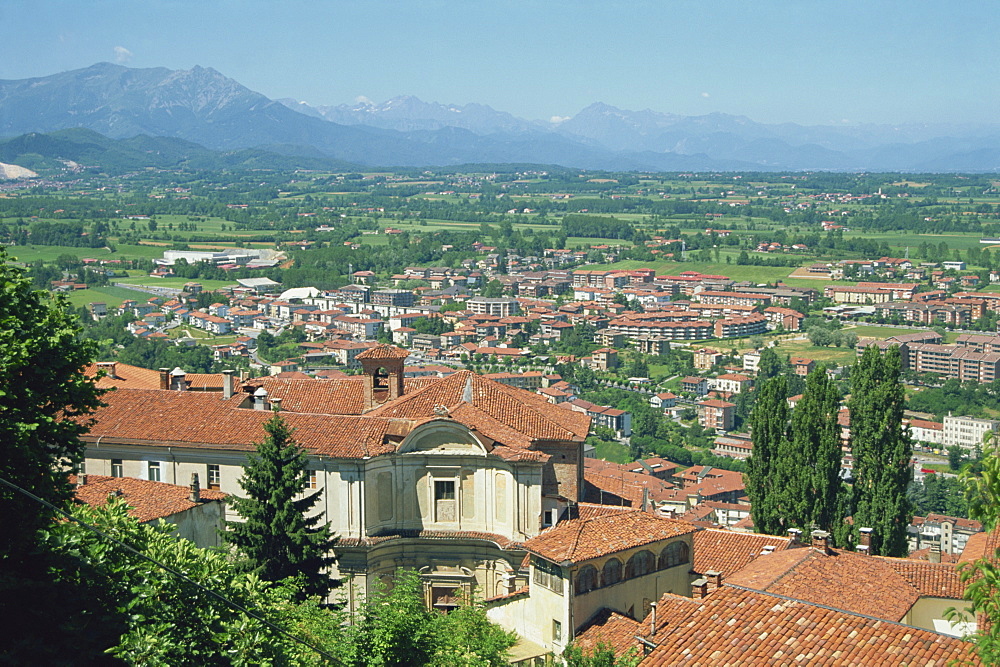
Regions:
[[552, 620, 562, 642], [207, 464, 221, 490], [532, 557, 564, 595], [308, 470, 318, 490], [434, 480, 455, 501], [111, 459, 123, 478], [147, 461, 161, 482]]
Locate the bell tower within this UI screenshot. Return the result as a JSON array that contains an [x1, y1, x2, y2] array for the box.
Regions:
[[357, 344, 409, 411]]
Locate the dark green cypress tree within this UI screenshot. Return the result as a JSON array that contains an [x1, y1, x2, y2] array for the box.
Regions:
[[787, 365, 843, 533], [746, 375, 790, 535], [225, 414, 337, 599], [848, 345, 912, 556]]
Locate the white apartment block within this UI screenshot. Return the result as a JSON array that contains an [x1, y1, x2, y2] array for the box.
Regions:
[[941, 414, 1000, 451]]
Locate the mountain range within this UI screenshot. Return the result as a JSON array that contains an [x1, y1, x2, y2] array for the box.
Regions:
[[1, 62, 999, 172]]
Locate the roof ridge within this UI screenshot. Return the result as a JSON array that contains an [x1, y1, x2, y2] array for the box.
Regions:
[[719, 583, 959, 636], [484, 378, 584, 438]]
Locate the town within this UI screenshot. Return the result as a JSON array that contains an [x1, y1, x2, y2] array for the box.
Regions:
[[5, 164, 1000, 665]]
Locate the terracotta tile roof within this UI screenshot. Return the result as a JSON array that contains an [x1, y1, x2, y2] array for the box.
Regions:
[[240, 376, 438, 415], [907, 547, 961, 564], [571, 503, 639, 520], [85, 362, 226, 391], [583, 463, 676, 507], [72, 474, 225, 523], [483, 586, 530, 604], [522, 511, 697, 564], [959, 530, 992, 563], [356, 344, 409, 360], [574, 609, 641, 654], [692, 529, 794, 577], [367, 370, 590, 444], [880, 557, 967, 598], [82, 388, 401, 459], [638, 586, 979, 666], [727, 546, 965, 622]]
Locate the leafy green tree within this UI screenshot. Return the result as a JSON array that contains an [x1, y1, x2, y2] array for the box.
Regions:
[[746, 375, 790, 535], [562, 641, 640, 666], [225, 414, 337, 600], [0, 250, 104, 559], [948, 446, 965, 472], [0, 249, 109, 662], [57, 498, 340, 665], [481, 279, 505, 298], [756, 347, 783, 381], [786, 365, 843, 533], [947, 436, 1000, 664], [343, 569, 517, 666], [847, 345, 912, 556]]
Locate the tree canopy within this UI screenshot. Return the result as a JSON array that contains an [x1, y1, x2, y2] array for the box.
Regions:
[[224, 414, 338, 600]]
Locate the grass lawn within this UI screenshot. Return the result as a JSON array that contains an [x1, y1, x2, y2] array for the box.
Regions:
[[582, 259, 800, 283], [845, 324, 932, 339], [769, 338, 858, 366], [61, 285, 150, 309], [592, 440, 632, 464], [6, 245, 118, 264], [167, 327, 237, 346], [116, 276, 238, 291]]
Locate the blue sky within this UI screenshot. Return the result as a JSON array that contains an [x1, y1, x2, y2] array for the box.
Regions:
[[2, 0, 997, 126]]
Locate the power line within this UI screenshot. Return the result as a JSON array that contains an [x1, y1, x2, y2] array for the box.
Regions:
[[0, 474, 339, 664]]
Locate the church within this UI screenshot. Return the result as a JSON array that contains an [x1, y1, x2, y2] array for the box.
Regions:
[[80, 346, 590, 611]]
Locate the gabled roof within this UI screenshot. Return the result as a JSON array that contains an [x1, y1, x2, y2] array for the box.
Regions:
[[638, 586, 978, 666], [72, 474, 225, 523], [85, 362, 226, 390], [241, 376, 438, 415], [726, 545, 965, 622], [522, 511, 697, 564], [82, 388, 402, 459], [366, 370, 590, 444], [692, 529, 794, 577]]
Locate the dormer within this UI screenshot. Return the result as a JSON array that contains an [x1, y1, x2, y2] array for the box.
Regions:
[[356, 344, 409, 411]]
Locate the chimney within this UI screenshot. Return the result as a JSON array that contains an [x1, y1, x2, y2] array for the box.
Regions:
[[929, 543, 942, 564], [271, 397, 283, 412], [222, 369, 235, 400], [189, 473, 200, 503], [253, 387, 269, 411], [170, 367, 187, 391], [159, 368, 170, 390], [97, 361, 117, 379], [76, 473, 88, 487], [858, 527, 873, 555], [691, 578, 709, 599], [649, 601, 657, 637], [705, 570, 722, 590], [787, 528, 802, 547], [762, 545, 776, 555], [811, 530, 831, 554]]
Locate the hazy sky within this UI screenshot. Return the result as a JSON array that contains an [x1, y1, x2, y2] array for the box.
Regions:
[[2, 0, 997, 126]]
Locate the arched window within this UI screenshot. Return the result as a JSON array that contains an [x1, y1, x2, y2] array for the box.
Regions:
[[625, 550, 656, 579], [576, 565, 599, 595], [659, 541, 691, 570], [602, 558, 622, 587]]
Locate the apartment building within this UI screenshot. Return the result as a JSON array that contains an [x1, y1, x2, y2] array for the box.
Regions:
[[713, 312, 768, 338], [699, 399, 736, 432], [371, 289, 415, 307], [942, 414, 1000, 451], [467, 297, 521, 317], [696, 291, 772, 308]]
